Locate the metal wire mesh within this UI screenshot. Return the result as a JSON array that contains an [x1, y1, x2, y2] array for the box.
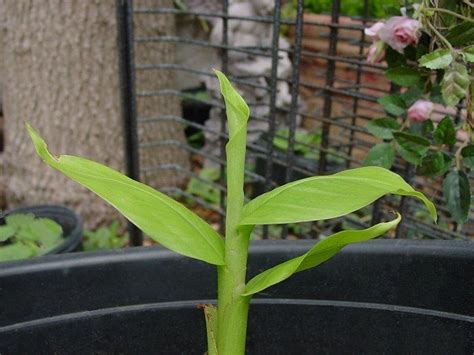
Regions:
[[116, 0, 473, 244]]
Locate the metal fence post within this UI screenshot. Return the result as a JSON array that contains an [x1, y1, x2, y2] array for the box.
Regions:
[[116, 0, 143, 246], [318, 0, 340, 175]]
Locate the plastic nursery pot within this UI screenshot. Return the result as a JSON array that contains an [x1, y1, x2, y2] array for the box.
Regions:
[[0, 205, 83, 255], [0, 240, 472, 354]]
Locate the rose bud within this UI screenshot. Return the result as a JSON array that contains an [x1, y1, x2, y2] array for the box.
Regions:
[[366, 41, 386, 64], [407, 100, 434, 122]]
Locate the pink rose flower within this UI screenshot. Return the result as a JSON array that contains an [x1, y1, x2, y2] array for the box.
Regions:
[[378, 16, 421, 53], [364, 21, 385, 40], [407, 100, 434, 122], [456, 129, 469, 142], [366, 41, 386, 64]]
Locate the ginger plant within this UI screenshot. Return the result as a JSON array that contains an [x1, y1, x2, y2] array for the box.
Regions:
[[27, 71, 436, 354]]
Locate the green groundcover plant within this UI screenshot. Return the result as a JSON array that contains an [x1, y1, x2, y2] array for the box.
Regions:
[[83, 221, 128, 252], [0, 213, 63, 261], [27, 72, 436, 354]]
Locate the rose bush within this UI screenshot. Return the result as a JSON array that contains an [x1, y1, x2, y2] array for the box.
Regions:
[[362, 1, 473, 226]]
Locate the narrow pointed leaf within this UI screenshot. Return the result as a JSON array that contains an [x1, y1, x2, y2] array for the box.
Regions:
[[27, 124, 225, 265], [243, 215, 401, 296], [239, 167, 436, 226]]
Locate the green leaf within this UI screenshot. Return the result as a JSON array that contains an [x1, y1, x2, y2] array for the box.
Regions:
[[400, 86, 423, 106], [83, 221, 128, 251], [471, 80, 474, 117], [186, 168, 221, 205], [433, 116, 456, 146], [363, 143, 395, 169], [366, 118, 401, 139], [418, 49, 453, 70], [415, 40, 429, 61], [26, 124, 225, 265], [446, 21, 474, 47], [408, 119, 434, 137], [0, 225, 15, 242], [462, 45, 474, 63], [0, 242, 38, 262], [442, 62, 469, 107], [443, 170, 471, 225], [385, 47, 406, 68], [437, 0, 458, 27], [239, 166, 436, 226], [242, 215, 401, 296], [461, 145, 474, 169], [273, 129, 321, 156], [215, 69, 249, 218], [30, 219, 63, 250], [385, 67, 423, 87], [430, 85, 444, 104], [417, 152, 452, 177], [378, 94, 407, 116], [393, 132, 430, 165], [5, 213, 35, 230]]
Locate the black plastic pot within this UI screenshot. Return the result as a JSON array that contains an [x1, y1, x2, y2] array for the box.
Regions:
[[0, 240, 472, 354], [0, 205, 83, 255]]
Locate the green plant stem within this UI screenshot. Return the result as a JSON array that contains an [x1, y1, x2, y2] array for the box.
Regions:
[[424, 7, 474, 22], [215, 114, 252, 353], [462, 0, 474, 8], [216, 228, 251, 354], [425, 20, 454, 51], [216, 198, 252, 354], [455, 134, 471, 169]]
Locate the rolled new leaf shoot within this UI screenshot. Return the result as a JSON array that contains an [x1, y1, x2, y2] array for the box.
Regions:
[[243, 214, 401, 296], [26, 124, 225, 265], [239, 166, 436, 226], [214, 70, 249, 209]]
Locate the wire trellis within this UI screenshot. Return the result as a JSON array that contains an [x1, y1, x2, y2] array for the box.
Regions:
[[116, 0, 473, 244]]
